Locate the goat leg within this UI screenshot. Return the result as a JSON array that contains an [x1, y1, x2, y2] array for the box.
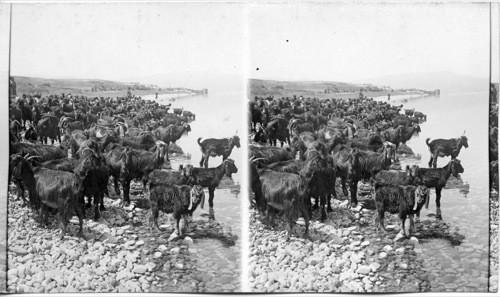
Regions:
[[377, 209, 386, 233], [436, 188, 443, 220], [113, 177, 121, 196], [300, 205, 310, 239], [349, 180, 358, 208], [326, 194, 333, 213], [400, 215, 408, 238], [408, 213, 415, 235]]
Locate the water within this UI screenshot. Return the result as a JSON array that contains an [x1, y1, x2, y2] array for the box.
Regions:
[[381, 91, 490, 291], [143, 91, 244, 291], [143, 91, 244, 232]]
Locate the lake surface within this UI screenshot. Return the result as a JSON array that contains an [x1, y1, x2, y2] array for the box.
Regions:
[[378, 90, 490, 291], [143, 91, 244, 291]]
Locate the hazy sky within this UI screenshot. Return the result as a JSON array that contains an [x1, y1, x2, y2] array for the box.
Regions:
[[9, 2, 497, 83], [11, 3, 245, 80], [249, 2, 494, 82]]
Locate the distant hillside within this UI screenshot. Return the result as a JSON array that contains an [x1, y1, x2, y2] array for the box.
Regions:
[[13, 76, 159, 96], [12, 76, 203, 97], [249, 79, 430, 99], [121, 71, 242, 93], [356, 71, 488, 93]]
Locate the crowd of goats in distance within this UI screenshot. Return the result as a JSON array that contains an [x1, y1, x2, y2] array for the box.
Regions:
[[249, 95, 468, 240], [9, 93, 240, 239]]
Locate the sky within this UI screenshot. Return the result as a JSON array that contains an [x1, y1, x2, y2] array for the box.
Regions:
[[10, 3, 245, 81], [8, 2, 498, 84], [249, 2, 495, 82]]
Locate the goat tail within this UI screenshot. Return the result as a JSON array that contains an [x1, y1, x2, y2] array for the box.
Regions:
[[425, 137, 431, 147], [197, 137, 203, 146]]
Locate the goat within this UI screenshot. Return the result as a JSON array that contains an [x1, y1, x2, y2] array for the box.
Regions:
[[24, 124, 39, 143], [148, 164, 196, 186], [191, 159, 238, 220], [264, 159, 304, 174], [347, 146, 392, 207], [414, 159, 464, 220], [9, 154, 93, 238], [155, 123, 191, 161], [106, 141, 167, 206], [250, 161, 309, 240], [426, 134, 468, 168], [148, 184, 205, 236], [10, 141, 67, 162], [249, 145, 294, 167], [299, 143, 333, 221], [374, 184, 417, 237], [373, 165, 421, 186], [197, 135, 240, 168]]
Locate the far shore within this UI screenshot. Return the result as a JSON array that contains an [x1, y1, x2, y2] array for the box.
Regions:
[[249, 89, 434, 101]]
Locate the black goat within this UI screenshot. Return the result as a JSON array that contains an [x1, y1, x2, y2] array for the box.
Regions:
[[191, 159, 238, 220], [37, 115, 61, 145], [148, 164, 195, 186], [299, 146, 333, 221], [249, 145, 294, 167], [374, 184, 417, 237], [120, 132, 157, 151], [250, 162, 309, 240], [414, 159, 464, 220], [266, 117, 290, 147], [426, 134, 468, 168], [373, 165, 421, 186], [148, 184, 205, 236], [197, 135, 240, 168], [155, 123, 191, 161], [24, 124, 39, 143], [10, 142, 67, 162], [413, 185, 431, 222], [9, 154, 93, 238], [264, 159, 304, 174], [347, 147, 392, 207], [106, 141, 167, 206]]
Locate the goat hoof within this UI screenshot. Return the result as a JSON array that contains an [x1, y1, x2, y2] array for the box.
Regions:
[[327, 206, 333, 213], [350, 202, 358, 208]]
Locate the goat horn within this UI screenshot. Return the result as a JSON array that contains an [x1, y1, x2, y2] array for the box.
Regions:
[[251, 157, 266, 164], [463, 130, 466, 135], [25, 155, 41, 162], [187, 188, 194, 211]]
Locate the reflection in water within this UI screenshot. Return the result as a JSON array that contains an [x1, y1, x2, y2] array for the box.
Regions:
[[381, 90, 489, 291]]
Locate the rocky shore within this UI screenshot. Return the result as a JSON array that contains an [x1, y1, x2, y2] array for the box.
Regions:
[[248, 198, 433, 293], [490, 191, 499, 292], [7, 182, 240, 293]]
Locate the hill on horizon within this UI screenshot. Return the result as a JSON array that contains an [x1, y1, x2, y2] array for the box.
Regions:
[[121, 71, 243, 93], [353, 71, 488, 93]]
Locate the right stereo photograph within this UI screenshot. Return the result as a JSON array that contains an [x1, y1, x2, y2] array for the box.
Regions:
[[247, 2, 498, 293]]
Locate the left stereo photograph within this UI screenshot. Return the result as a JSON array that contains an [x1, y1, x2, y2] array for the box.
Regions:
[[4, 3, 245, 293]]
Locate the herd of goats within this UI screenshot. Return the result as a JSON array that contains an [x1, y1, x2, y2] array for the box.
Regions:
[[249, 95, 468, 240], [9, 94, 241, 239]]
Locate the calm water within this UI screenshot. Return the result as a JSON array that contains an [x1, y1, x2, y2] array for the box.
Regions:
[[380, 90, 490, 291], [143, 91, 244, 235]]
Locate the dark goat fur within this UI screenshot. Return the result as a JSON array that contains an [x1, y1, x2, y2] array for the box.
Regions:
[[191, 159, 238, 219], [197, 135, 240, 168], [252, 164, 310, 240], [148, 184, 205, 236], [10, 142, 67, 162], [375, 184, 417, 237], [414, 159, 464, 219], [426, 135, 468, 168]]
